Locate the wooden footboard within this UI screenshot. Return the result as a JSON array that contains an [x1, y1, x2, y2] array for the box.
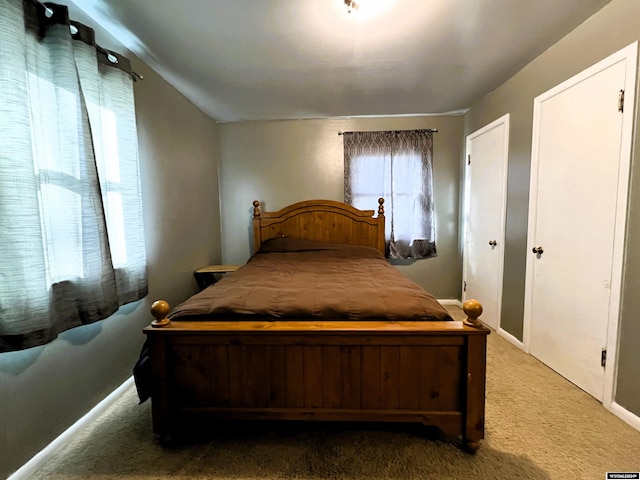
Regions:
[[144, 302, 489, 452]]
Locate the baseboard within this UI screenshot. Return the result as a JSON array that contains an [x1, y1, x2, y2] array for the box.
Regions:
[[8, 376, 134, 480], [498, 327, 525, 350], [609, 401, 640, 432], [438, 298, 462, 307]]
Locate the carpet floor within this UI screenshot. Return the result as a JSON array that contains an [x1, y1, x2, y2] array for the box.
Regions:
[[28, 307, 640, 479]]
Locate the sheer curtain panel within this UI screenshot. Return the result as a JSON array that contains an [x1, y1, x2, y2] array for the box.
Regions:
[[344, 130, 437, 259], [0, 0, 147, 352]]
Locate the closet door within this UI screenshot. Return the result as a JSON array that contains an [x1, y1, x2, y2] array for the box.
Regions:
[[463, 114, 509, 332], [524, 43, 636, 402]]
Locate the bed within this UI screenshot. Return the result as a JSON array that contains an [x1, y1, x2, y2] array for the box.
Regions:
[[143, 199, 489, 452]]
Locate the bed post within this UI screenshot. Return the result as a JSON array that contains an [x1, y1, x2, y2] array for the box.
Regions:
[[377, 197, 385, 254], [252, 200, 261, 254], [150, 300, 171, 328], [462, 299, 483, 328]]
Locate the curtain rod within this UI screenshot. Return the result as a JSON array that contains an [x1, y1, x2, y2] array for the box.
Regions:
[[95, 43, 144, 81], [31, 0, 143, 81], [338, 128, 438, 136]]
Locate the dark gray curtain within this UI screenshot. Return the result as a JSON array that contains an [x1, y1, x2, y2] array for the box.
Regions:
[[0, 0, 147, 352], [344, 130, 436, 259]]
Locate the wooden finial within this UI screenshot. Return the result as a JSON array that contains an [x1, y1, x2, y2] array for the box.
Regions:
[[378, 197, 385, 216], [151, 300, 171, 328], [253, 200, 260, 218], [462, 299, 483, 328]]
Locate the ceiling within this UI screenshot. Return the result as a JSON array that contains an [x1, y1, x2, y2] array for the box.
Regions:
[[70, 0, 611, 123]]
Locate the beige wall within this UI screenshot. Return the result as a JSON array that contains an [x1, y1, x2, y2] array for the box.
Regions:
[[136, 64, 222, 308], [218, 116, 464, 299], [0, 11, 222, 479], [464, 0, 640, 416]]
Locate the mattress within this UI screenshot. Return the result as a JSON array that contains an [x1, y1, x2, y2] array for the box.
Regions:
[[169, 237, 452, 322]]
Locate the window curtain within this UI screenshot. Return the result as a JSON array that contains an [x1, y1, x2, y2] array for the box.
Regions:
[[344, 130, 437, 259], [0, 0, 147, 352]]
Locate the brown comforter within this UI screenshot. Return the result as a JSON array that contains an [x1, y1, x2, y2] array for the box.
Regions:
[[169, 237, 452, 321]]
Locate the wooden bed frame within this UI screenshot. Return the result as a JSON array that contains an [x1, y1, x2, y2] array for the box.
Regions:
[[145, 199, 489, 451]]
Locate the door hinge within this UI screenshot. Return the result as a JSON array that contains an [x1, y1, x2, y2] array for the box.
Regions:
[[467, 154, 471, 165], [618, 89, 625, 113], [601, 348, 607, 368], [463, 281, 467, 292]]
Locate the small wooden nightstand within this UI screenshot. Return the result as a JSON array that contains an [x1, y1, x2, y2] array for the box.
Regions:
[[194, 264, 240, 290]]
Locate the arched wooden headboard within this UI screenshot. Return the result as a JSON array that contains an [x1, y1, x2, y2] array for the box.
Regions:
[[252, 199, 385, 254]]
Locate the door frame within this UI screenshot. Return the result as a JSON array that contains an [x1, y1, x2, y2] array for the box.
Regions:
[[523, 42, 637, 408], [462, 113, 510, 333]]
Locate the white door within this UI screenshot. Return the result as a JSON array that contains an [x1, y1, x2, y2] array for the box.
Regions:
[[524, 43, 637, 403], [463, 114, 509, 331]]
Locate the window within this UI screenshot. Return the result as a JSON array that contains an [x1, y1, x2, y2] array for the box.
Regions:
[[344, 130, 437, 259], [0, 1, 147, 352]]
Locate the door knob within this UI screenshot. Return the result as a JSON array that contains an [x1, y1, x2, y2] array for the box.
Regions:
[[532, 246, 544, 255], [489, 240, 497, 246]]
